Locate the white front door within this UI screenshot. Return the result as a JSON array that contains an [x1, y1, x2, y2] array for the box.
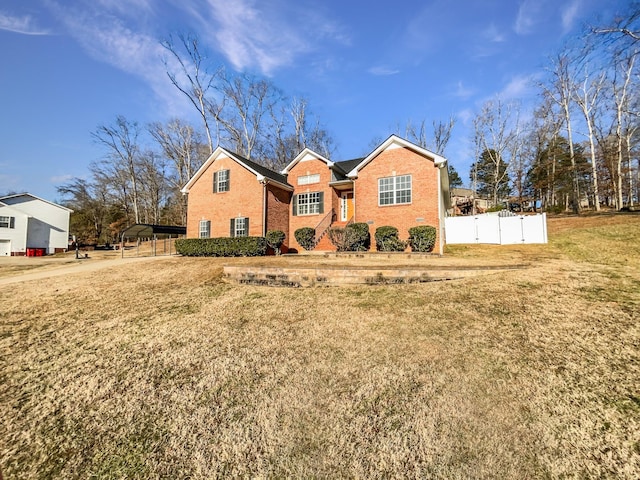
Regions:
[[0, 240, 10, 256]]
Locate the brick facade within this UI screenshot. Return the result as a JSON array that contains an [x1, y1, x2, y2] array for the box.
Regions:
[[265, 184, 291, 250], [353, 146, 443, 252], [287, 155, 338, 251], [186, 154, 266, 239], [183, 137, 448, 254]]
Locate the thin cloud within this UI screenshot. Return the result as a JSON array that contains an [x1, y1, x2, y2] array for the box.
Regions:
[[452, 81, 475, 100], [0, 11, 50, 35], [50, 174, 75, 184], [187, 0, 348, 75], [514, 0, 542, 35], [483, 23, 506, 43], [500, 74, 535, 100], [368, 66, 400, 76], [561, 0, 581, 33], [48, 2, 188, 115]]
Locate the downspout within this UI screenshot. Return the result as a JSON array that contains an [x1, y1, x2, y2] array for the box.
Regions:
[[437, 163, 446, 256], [261, 179, 268, 237]]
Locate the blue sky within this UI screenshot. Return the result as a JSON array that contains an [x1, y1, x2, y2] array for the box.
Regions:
[[0, 0, 629, 202]]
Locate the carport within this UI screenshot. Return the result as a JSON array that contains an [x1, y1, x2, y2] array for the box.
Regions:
[[120, 224, 186, 258]]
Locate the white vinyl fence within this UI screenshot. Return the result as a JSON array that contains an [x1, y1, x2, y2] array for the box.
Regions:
[[445, 213, 548, 245]]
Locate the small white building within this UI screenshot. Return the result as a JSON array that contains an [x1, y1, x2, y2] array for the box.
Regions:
[[0, 193, 72, 256]]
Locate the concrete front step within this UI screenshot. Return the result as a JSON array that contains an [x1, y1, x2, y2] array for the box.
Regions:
[[224, 265, 523, 287]]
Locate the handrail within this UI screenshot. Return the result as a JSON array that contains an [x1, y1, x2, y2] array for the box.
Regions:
[[314, 208, 335, 246]]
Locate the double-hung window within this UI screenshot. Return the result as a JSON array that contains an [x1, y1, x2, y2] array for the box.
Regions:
[[378, 175, 412, 206], [230, 217, 249, 237], [199, 220, 211, 238], [0, 216, 15, 229], [295, 192, 323, 216], [213, 169, 230, 192]]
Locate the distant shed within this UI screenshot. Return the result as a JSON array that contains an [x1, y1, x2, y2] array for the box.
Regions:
[[120, 224, 186, 257]]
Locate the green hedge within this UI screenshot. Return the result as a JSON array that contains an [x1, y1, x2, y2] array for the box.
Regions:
[[347, 222, 371, 251], [265, 230, 286, 255], [294, 227, 316, 251], [408, 225, 437, 252], [175, 237, 267, 257], [375, 226, 407, 252]]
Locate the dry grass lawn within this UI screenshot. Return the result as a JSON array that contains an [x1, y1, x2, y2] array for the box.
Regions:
[[1, 213, 639, 478]]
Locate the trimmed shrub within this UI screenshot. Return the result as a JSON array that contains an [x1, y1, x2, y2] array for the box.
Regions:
[[294, 227, 315, 251], [265, 230, 286, 255], [327, 222, 370, 252], [408, 225, 437, 253], [375, 226, 407, 252], [346, 222, 370, 251], [327, 227, 348, 251], [175, 237, 267, 257]]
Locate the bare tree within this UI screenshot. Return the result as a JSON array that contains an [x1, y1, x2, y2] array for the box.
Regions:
[[573, 62, 607, 210], [400, 116, 455, 155], [92, 116, 142, 224], [611, 53, 636, 208], [149, 119, 207, 223], [210, 72, 282, 159], [473, 98, 517, 206], [543, 53, 581, 212], [593, 3, 640, 43], [162, 34, 221, 154], [432, 117, 456, 155]]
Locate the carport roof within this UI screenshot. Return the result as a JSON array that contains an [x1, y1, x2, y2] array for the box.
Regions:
[[121, 224, 186, 238]]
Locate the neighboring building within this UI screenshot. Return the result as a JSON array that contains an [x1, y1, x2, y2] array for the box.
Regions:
[[181, 135, 451, 254], [0, 193, 73, 256], [450, 187, 490, 215]]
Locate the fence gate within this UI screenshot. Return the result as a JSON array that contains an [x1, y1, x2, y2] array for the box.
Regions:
[[445, 213, 547, 245]]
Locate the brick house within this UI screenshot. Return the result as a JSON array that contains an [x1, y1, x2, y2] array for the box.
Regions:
[[181, 147, 292, 245], [182, 135, 450, 254]]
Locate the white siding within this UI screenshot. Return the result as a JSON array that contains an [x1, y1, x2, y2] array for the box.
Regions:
[[0, 206, 28, 254], [0, 195, 71, 254]]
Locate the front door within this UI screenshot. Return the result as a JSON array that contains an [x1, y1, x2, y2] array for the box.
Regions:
[[340, 192, 354, 222]]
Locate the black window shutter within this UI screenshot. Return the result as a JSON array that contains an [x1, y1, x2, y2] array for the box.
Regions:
[[245, 217, 249, 236], [10, 217, 15, 229], [226, 170, 230, 191], [230, 218, 235, 237], [213, 171, 218, 193], [318, 192, 324, 214], [292, 195, 298, 216]]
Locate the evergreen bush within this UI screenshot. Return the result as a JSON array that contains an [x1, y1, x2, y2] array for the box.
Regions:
[[347, 222, 370, 251], [294, 227, 316, 251], [375, 226, 407, 252], [175, 237, 267, 257], [407, 225, 437, 252], [265, 230, 286, 255]]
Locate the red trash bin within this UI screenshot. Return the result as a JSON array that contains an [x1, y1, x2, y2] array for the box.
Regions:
[[26, 248, 34, 257], [35, 248, 45, 256]]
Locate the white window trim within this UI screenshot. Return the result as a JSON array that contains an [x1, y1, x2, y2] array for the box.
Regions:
[[0, 216, 13, 229], [217, 169, 230, 192], [297, 173, 320, 185], [297, 192, 321, 216], [199, 220, 210, 238], [378, 174, 412, 206], [234, 217, 248, 237]]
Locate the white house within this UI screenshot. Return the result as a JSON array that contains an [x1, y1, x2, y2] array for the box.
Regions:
[[0, 193, 72, 256]]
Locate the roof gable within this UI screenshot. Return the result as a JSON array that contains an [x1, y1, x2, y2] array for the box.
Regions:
[[0, 193, 73, 212], [346, 135, 446, 178], [281, 148, 333, 174], [181, 147, 292, 193]]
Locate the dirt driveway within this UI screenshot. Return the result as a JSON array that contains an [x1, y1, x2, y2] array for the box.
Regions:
[[0, 253, 174, 286]]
